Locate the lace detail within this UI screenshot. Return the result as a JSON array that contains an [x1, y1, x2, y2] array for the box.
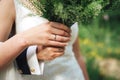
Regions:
[[14, 0, 85, 80], [17, 0, 43, 16]]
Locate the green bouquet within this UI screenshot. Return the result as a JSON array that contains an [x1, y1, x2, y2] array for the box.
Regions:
[[21, 0, 109, 27]]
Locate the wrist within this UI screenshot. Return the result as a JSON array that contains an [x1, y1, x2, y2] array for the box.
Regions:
[[14, 34, 29, 48], [36, 45, 43, 54], [36, 45, 44, 61]]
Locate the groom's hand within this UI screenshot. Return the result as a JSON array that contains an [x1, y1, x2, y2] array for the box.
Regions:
[[36, 45, 65, 61]]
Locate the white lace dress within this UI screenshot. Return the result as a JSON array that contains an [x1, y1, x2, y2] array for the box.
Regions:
[[0, 0, 85, 80], [42, 22, 85, 80]]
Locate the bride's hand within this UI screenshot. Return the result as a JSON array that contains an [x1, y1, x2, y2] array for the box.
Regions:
[[18, 22, 71, 47], [36, 45, 64, 61]]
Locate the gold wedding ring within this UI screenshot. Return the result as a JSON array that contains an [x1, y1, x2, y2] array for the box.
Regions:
[[54, 34, 57, 40]]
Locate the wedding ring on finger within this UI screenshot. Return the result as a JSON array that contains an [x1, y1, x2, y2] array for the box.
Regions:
[[53, 34, 57, 41], [50, 34, 57, 41]]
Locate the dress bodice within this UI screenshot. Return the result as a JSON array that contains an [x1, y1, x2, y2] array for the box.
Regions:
[[14, 0, 79, 56], [14, 0, 79, 42], [14, 0, 85, 80], [14, 0, 49, 33]]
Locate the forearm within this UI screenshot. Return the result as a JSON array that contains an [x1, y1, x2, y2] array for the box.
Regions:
[[77, 57, 89, 80], [74, 51, 89, 80], [0, 34, 27, 69], [73, 38, 89, 80]]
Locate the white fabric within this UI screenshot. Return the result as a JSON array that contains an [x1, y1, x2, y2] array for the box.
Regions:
[[15, 0, 48, 33], [0, 0, 47, 80], [0, 62, 22, 80], [14, 0, 85, 80], [14, 0, 48, 76], [27, 46, 44, 75], [41, 23, 85, 80]]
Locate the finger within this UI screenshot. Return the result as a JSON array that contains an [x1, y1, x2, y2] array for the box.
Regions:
[[50, 27, 70, 37], [46, 57, 55, 61], [49, 34, 56, 40], [37, 45, 43, 53], [42, 57, 53, 61], [52, 47, 65, 52], [43, 46, 65, 52], [47, 41, 68, 47], [54, 35, 70, 42], [49, 34, 70, 42], [51, 52, 64, 58], [56, 52, 64, 57], [56, 47, 65, 52], [49, 22, 71, 33]]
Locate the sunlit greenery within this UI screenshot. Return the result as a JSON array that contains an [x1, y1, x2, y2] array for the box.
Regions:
[[79, 14, 120, 80], [29, 0, 109, 26], [26, 0, 120, 80]]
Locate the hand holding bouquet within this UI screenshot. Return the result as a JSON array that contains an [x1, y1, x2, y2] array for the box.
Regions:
[[21, 0, 108, 27]]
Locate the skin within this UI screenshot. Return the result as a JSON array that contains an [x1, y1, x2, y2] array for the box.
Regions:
[[37, 46, 65, 61], [0, 0, 70, 69], [0, 0, 89, 80], [73, 37, 89, 80]]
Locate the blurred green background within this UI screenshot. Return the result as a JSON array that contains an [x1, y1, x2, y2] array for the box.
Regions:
[[79, 1, 120, 80], [40, 0, 120, 79]]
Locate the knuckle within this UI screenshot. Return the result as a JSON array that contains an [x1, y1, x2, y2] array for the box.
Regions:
[[65, 37, 70, 41], [47, 34, 51, 39], [59, 52, 64, 56], [47, 40, 53, 46], [60, 24, 64, 28], [61, 52, 64, 55], [48, 47, 55, 51], [55, 42, 66, 47], [58, 37, 63, 41], [47, 47, 52, 51], [65, 32, 69, 36], [46, 27, 52, 33], [57, 43, 64, 47], [61, 31, 65, 35], [47, 57, 53, 60], [49, 21, 53, 25], [46, 34, 50, 39], [44, 40, 49, 45], [61, 37, 66, 41]]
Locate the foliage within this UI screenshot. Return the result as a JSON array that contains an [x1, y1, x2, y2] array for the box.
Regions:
[[79, 18, 120, 59], [104, 0, 120, 11], [86, 57, 103, 80], [27, 0, 109, 26], [21, 0, 120, 79], [79, 17, 120, 80]]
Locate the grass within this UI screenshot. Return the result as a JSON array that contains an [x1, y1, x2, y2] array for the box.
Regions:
[[79, 14, 120, 80]]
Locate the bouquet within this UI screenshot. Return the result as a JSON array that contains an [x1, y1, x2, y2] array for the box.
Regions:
[[20, 0, 108, 27]]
